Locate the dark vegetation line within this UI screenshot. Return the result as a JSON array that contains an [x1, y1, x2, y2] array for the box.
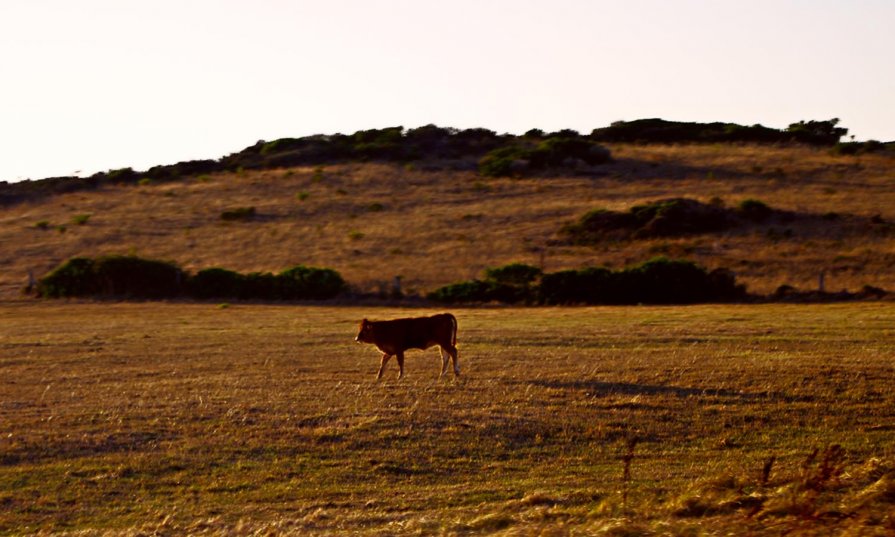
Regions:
[[35, 254, 743, 304], [34, 256, 346, 301], [558, 197, 895, 244], [32, 255, 887, 305], [2, 118, 887, 205], [428, 259, 745, 305], [429, 260, 888, 305]]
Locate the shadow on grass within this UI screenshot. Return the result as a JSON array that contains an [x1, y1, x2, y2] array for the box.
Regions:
[[0, 430, 170, 465], [529, 379, 813, 403]]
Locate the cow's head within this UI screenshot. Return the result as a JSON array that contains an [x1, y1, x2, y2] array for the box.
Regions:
[[355, 319, 374, 343]]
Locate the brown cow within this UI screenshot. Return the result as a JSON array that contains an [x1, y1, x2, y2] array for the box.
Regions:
[[355, 313, 459, 379]]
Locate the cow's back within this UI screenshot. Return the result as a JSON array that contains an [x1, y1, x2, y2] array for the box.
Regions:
[[375, 314, 454, 351]]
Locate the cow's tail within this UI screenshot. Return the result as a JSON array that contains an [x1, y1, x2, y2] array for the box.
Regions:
[[448, 313, 458, 347]]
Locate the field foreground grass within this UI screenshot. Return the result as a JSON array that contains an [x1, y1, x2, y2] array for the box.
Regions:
[[1, 302, 894, 535]]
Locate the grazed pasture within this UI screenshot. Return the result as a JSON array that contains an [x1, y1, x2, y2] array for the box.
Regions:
[[1, 302, 894, 535]]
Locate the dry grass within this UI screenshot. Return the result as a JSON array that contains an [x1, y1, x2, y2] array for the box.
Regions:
[[2, 301, 895, 534], [1, 144, 894, 299]]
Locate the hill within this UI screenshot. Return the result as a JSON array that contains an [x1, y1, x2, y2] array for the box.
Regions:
[[1, 126, 894, 300]]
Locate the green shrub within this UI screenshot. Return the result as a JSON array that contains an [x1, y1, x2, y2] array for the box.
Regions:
[[107, 167, 138, 184], [91, 256, 185, 298], [528, 137, 611, 168], [37, 258, 97, 297], [37, 256, 185, 298], [706, 267, 744, 301], [537, 269, 582, 304], [71, 214, 91, 225], [427, 280, 514, 304], [189, 268, 246, 299], [478, 146, 525, 177], [484, 263, 542, 286], [242, 272, 281, 300], [429, 263, 541, 304], [561, 197, 806, 245], [478, 139, 612, 177], [561, 208, 635, 243], [433, 258, 746, 305], [35, 220, 50, 229], [188, 266, 344, 300], [539, 267, 614, 304], [591, 118, 848, 146], [260, 138, 299, 155], [562, 198, 733, 243], [427, 280, 484, 303], [630, 198, 730, 237], [549, 128, 581, 138], [831, 140, 884, 155], [737, 199, 772, 221], [278, 265, 346, 300], [40, 257, 346, 301], [220, 207, 256, 221], [618, 257, 715, 304], [572, 259, 743, 304], [786, 118, 847, 145]]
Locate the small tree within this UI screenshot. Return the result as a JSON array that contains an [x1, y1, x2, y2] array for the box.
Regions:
[[786, 118, 848, 145], [484, 263, 543, 286]]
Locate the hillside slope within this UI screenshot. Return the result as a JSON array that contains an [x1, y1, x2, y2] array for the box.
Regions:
[[1, 143, 894, 299]]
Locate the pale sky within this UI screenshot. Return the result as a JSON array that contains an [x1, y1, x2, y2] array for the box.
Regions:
[[1, 0, 893, 182]]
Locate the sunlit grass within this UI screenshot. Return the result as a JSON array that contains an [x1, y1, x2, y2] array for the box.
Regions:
[[1, 302, 894, 534]]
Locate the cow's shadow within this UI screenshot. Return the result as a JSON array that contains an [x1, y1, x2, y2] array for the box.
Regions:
[[528, 379, 811, 403]]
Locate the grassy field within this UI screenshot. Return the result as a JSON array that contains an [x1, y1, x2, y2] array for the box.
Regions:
[[2, 301, 894, 535], [2, 143, 895, 299]]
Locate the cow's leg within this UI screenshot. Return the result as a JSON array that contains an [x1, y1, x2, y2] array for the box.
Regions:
[[439, 347, 450, 377], [377, 353, 392, 379], [396, 351, 405, 379], [447, 345, 460, 376]]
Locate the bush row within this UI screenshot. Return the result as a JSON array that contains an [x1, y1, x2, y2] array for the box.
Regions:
[[224, 125, 507, 171], [36, 256, 345, 300], [428, 258, 746, 305], [589, 118, 856, 146], [561, 197, 780, 243], [478, 137, 612, 177], [831, 140, 887, 155]]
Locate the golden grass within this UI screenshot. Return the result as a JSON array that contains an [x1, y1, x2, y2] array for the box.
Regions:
[[2, 302, 895, 534], [1, 144, 894, 299]]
